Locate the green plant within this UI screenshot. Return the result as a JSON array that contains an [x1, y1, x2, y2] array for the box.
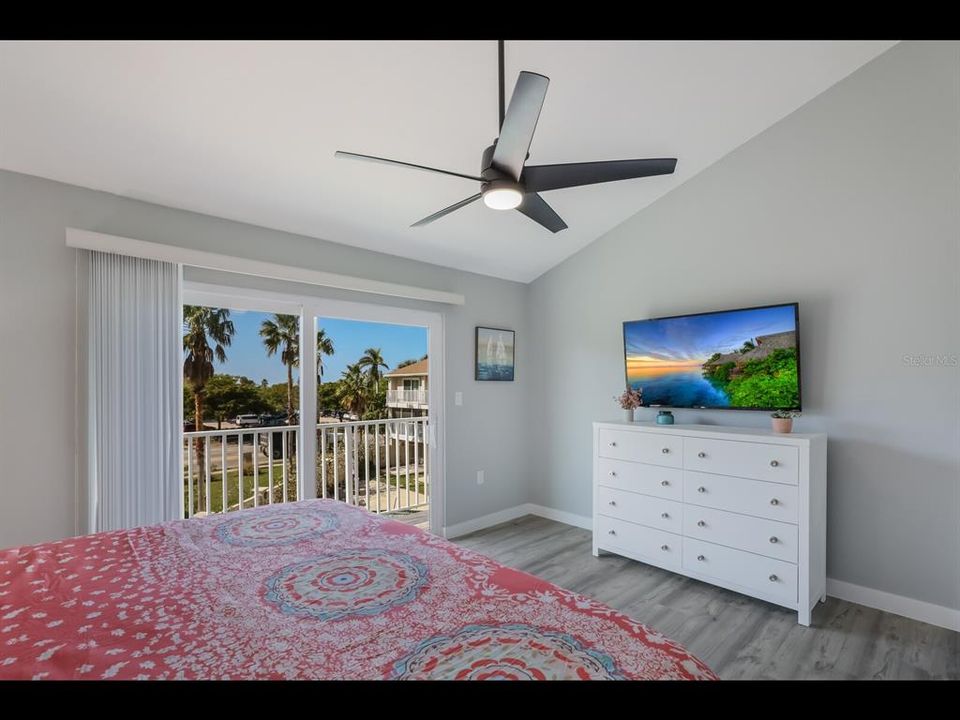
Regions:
[[771, 409, 801, 419]]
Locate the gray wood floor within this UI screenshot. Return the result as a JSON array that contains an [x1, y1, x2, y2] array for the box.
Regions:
[[452, 515, 959, 680]]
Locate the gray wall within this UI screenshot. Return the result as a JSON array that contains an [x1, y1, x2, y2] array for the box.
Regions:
[[0, 170, 531, 547], [527, 41, 960, 610]]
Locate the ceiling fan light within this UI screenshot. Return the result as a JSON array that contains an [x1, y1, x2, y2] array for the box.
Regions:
[[482, 183, 524, 210]]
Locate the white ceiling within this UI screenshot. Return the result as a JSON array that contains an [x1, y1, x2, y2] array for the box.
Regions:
[[0, 40, 896, 282]]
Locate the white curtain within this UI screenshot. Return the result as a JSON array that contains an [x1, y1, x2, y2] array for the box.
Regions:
[[85, 251, 181, 532]]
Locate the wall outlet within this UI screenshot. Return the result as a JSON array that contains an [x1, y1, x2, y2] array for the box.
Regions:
[[476, 470, 485, 485], [455, 391, 463, 406]]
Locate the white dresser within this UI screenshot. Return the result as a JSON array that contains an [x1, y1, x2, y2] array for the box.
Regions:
[[592, 421, 826, 625]]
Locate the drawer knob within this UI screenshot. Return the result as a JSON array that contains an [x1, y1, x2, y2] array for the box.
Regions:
[[608, 471, 617, 477], [609, 442, 617, 447], [770, 460, 779, 467], [660, 512, 670, 519], [697, 451, 706, 458], [660, 480, 670, 487], [660, 544, 669, 551], [770, 498, 780, 506], [608, 500, 617, 507], [769, 536, 778, 544], [697, 486, 706, 493], [697, 554, 706, 562], [661, 447, 670, 454], [608, 529, 616, 535], [769, 574, 778, 582], [697, 520, 706, 528]]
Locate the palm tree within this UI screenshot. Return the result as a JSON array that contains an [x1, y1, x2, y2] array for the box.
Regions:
[[357, 347, 389, 387], [182, 305, 235, 512], [317, 328, 335, 383], [260, 314, 300, 423], [740, 339, 757, 354], [338, 363, 368, 418]]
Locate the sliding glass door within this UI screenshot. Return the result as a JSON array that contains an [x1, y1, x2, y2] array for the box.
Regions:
[[181, 284, 445, 533]]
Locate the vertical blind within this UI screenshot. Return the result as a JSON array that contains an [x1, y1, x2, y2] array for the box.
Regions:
[[86, 251, 181, 531]]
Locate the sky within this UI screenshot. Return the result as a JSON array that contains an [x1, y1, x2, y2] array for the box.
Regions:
[[186, 309, 428, 385], [624, 304, 796, 369]]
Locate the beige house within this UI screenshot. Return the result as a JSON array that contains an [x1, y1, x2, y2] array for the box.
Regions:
[[385, 358, 428, 418]]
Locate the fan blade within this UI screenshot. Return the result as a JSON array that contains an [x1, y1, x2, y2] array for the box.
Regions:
[[335, 151, 483, 182], [517, 193, 567, 233], [491, 71, 550, 181], [523, 158, 677, 192], [411, 194, 482, 227]]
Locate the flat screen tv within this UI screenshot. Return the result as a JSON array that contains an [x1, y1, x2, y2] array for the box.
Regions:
[[623, 303, 801, 411]]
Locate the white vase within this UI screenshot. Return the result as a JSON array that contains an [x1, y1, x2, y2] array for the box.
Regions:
[[623, 408, 635, 422]]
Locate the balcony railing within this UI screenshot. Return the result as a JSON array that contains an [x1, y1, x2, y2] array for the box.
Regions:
[[183, 426, 299, 517], [386, 388, 428, 405], [317, 417, 429, 514], [183, 417, 429, 518]]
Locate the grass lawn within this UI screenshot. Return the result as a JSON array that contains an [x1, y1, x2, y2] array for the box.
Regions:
[[185, 467, 428, 516], [183, 461, 296, 516]]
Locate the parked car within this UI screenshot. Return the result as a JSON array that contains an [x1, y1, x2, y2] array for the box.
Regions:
[[258, 413, 287, 427], [235, 413, 260, 428]]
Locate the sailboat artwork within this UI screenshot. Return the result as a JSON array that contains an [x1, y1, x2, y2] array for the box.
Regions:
[[476, 327, 515, 381]]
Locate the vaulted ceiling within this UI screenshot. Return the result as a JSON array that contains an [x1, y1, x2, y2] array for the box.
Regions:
[[0, 41, 896, 282]]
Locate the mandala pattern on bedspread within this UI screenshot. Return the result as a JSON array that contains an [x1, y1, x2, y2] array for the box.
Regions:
[[0, 499, 717, 680], [214, 507, 338, 548], [264, 549, 428, 621]]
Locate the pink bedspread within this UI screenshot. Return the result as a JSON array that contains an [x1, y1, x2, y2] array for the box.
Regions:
[[0, 500, 715, 680]]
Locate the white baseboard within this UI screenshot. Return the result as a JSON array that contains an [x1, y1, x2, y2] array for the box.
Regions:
[[445, 505, 960, 633], [826, 578, 960, 633], [444, 503, 592, 538], [524, 503, 593, 531], [443, 504, 533, 539]]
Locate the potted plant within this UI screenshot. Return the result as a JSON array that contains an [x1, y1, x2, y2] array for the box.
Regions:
[[615, 387, 643, 422], [771, 410, 800, 433]]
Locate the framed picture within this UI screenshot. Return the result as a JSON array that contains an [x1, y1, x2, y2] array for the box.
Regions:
[[476, 326, 515, 381]]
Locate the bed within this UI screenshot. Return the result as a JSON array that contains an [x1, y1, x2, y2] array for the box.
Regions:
[[0, 500, 716, 680]]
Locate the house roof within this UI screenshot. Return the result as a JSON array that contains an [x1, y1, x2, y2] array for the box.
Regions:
[[385, 358, 428, 377]]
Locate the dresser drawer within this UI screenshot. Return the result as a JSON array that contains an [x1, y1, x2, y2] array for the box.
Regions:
[[683, 470, 798, 524], [596, 515, 681, 571], [598, 428, 682, 468], [683, 437, 799, 485], [597, 486, 682, 534], [683, 537, 797, 605], [682, 505, 798, 563], [598, 457, 682, 501]]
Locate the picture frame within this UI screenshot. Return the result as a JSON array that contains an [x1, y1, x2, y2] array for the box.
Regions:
[[475, 326, 515, 381]]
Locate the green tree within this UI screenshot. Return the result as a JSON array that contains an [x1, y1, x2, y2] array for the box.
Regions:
[[338, 363, 368, 417], [258, 382, 291, 414], [362, 377, 388, 420], [318, 380, 341, 416], [260, 314, 300, 423], [740, 339, 756, 354], [204, 375, 264, 427], [317, 328, 335, 382], [357, 347, 390, 386], [182, 305, 235, 511]]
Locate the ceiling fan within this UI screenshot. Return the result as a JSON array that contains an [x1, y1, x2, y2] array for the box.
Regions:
[[335, 41, 677, 233]]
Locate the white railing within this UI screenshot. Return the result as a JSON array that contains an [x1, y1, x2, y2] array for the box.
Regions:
[[183, 417, 430, 519], [386, 389, 428, 406], [183, 426, 299, 518], [317, 417, 429, 514]]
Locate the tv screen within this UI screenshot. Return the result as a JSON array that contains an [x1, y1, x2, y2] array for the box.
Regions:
[[623, 303, 801, 411]]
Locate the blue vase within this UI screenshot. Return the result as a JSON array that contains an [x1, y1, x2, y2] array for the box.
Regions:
[[656, 411, 674, 425]]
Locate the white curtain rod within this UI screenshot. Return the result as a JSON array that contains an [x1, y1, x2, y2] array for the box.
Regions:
[[65, 228, 466, 306]]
